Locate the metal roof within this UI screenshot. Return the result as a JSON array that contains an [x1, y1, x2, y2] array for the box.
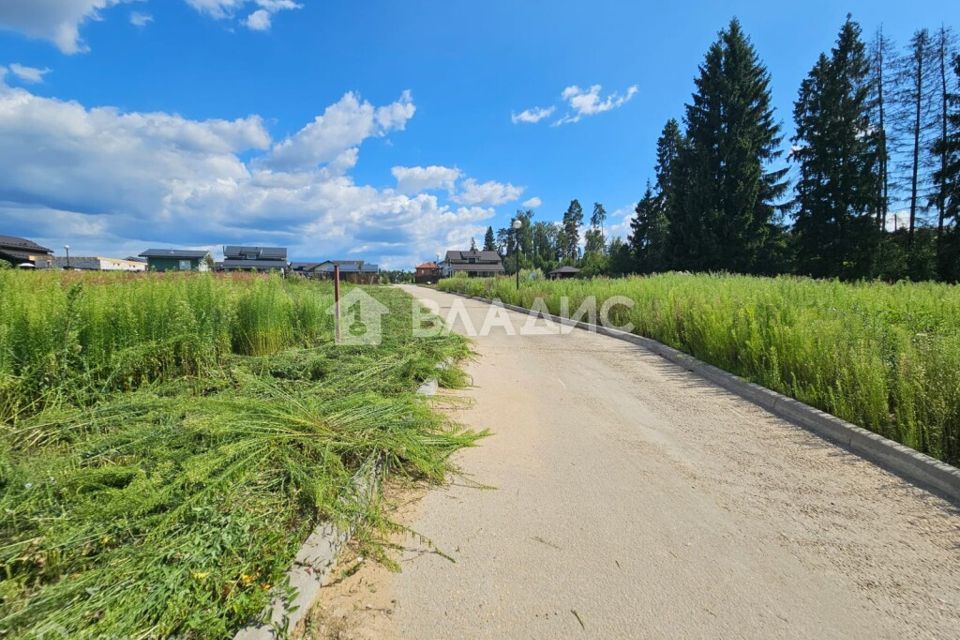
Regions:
[[139, 249, 210, 259], [224, 246, 287, 260], [549, 266, 581, 274], [444, 249, 501, 263], [0, 235, 53, 254], [221, 259, 287, 270]]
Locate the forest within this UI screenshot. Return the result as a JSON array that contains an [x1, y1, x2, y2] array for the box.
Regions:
[[482, 16, 960, 282]]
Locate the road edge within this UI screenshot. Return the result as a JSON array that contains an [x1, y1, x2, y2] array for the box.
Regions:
[[438, 288, 960, 504]]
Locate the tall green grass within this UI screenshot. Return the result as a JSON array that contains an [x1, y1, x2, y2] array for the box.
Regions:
[[0, 272, 479, 638], [439, 273, 960, 466]]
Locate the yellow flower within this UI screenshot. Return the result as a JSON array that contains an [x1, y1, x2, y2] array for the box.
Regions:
[[241, 573, 254, 586], [192, 571, 210, 580]]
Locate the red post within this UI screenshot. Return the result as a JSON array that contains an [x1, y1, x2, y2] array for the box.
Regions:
[[333, 264, 341, 343]]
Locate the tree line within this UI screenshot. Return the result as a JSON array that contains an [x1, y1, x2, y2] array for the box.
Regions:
[[481, 15, 960, 282]]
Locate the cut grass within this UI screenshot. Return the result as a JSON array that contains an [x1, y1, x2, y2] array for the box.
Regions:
[[439, 273, 960, 466], [0, 272, 482, 638]]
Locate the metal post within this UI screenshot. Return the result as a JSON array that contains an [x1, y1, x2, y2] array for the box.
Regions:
[[64, 245, 70, 270], [516, 242, 520, 291], [333, 265, 341, 343]]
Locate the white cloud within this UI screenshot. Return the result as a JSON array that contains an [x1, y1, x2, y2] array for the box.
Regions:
[[8, 63, 51, 84], [0, 0, 129, 54], [0, 1, 299, 53], [0, 79, 512, 269], [606, 204, 636, 240], [522, 197, 541, 208], [391, 165, 461, 194], [263, 91, 415, 171], [129, 11, 153, 27], [511, 106, 554, 125], [245, 9, 270, 30], [554, 84, 638, 125], [452, 178, 523, 207]]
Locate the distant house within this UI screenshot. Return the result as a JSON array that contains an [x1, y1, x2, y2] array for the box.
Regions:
[[53, 256, 147, 272], [309, 260, 380, 284], [0, 235, 54, 268], [548, 265, 580, 280], [440, 250, 504, 278], [414, 261, 441, 284], [139, 249, 211, 272], [289, 262, 322, 275], [221, 246, 288, 272]]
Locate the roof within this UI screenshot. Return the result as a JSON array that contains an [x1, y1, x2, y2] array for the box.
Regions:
[[139, 248, 210, 259], [310, 260, 378, 273], [221, 259, 287, 270], [224, 246, 287, 260], [444, 250, 502, 263], [0, 235, 52, 254], [416, 262, 439, 269], [289, 262, 322, 270], [549, 266, 581, 274], [448, 263, 505, 273]]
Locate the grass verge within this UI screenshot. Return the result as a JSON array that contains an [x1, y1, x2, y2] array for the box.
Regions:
[[0, 272, 482, 638]]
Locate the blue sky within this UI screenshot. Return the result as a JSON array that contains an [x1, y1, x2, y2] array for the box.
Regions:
[[1, 0, 958, 268]]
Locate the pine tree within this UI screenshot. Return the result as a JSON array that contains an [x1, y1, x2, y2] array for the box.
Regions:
[[470, 237, 477, 252], [672, 18, 788, 273], [560, 199, 583, 263], [585, 203, 607, 254], [654, 118, 684, 222], [791, 17, 882, 279], [483, 226, 496, 252]]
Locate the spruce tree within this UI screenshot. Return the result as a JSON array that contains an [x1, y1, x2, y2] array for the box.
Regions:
[[483, 226, 497, 252], [933, 53, 960, 281], [791, 17, 882, 279], [672, 18, 788, 273], [629, 183, 669, 273], [868, 26, 898, 230]]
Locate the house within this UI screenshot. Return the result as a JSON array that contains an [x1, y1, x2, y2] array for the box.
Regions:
[[309, 260, 380, 284], [414, 261, 441, 284], [53, 256, 147, 272], [440, 250, 504, 278], [548, 265, 581, 280], [289, 262, 322, 276], [221, 246, 288, 271], [0, 235, 54, 268], [139, 248, 211, 272]]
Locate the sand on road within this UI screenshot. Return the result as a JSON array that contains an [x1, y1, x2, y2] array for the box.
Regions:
[[305, 285, 959, 640]]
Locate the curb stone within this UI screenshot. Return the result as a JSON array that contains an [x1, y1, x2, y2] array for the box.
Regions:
[[439, 289, 960, 504], [234, 368, 447, 639], [233, 457, 383, 640]]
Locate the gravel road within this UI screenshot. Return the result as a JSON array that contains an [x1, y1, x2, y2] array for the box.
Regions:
[[309, 285, 959, 640]]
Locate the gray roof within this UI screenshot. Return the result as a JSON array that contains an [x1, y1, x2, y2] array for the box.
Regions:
[[224, 246, 287, 260], [310, 260, 379, 273], [221, 259, 287, 270], [549, 266, 580, 274], [0, 235, 52, 254], [444, 249, 502, 263], [139, 248, 210, 259], [448, 262, 505, 273], [290, 262, 322, 271]]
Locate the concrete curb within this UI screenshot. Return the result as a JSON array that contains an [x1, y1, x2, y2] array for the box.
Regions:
[[233, 374, 444, 639], [233, 456, 383, 640], [443, 289, 960, 504]]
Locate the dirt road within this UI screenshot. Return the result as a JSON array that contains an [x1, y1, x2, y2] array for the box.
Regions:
[[310, 286, 959, 640]]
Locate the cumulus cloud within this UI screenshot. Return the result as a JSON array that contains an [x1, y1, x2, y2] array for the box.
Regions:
[[7, 63, 51, 84], [554, 84, 638, 125], [511, 106, 554, 125], [0, 0, 128, 54], [262, 91, 415, 171], [129, 11, 153, 27], [0, 79, 511, 269], [0, 1, 299, 53], [452, 178, 524, 207], [522, 197, 541, 208], [392, 165, 461, 194]]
